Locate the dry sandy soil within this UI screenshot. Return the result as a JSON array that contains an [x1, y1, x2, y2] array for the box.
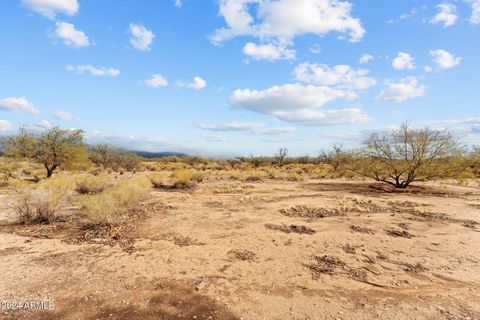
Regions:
[[0, 179, 479, 319]]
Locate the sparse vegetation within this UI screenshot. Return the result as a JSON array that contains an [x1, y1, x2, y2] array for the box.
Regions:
[[75, 174, 110, 195], [78, 177, 150, 225], [3, 126, 88, 178], [89, 144, 141, 172], [13, 184, 69, 224], [354, 123, 462, 188]]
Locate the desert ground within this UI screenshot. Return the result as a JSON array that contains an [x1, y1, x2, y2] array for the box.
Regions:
[[1, 177, 479, 320]]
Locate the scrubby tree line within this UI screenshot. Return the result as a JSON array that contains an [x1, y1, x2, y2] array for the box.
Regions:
[[235, 123, 479, 188], [0, 123, 479, 188], [0, 126, 140, 178]]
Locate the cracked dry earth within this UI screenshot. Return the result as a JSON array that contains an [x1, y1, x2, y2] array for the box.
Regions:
[[0, 179, 479, 319]]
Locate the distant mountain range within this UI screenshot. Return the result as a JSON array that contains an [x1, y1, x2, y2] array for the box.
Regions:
[[133, 151, 188, 158]]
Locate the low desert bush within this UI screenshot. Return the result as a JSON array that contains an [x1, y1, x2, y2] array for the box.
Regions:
[[75, 174, 110, 195], [0, 158, 18, 186], [13, 186, 68, 224], [78, 177, 150, 225], [149, 172, 165, 188], [243, 171, 264, 182], [172, 169, 194, 188]]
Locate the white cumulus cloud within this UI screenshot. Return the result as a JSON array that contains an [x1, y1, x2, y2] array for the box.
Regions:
[[0, 97, 40, 114], [54, 111, 78, 120], [129, 23, 154, 51], [359, 54, 374, 64], [211, 0, 365, 45], [22, 0, 79, 19], [429, 49, 461, 69], [229, 83, 369, 125], [243, 42, 296, 61], [465, 0, 480, 24], [144, 74, 168, 88], [376, 77, 426, 103], [294, 63, 376, 90], [66, 65, 120, 77], [52, 22, 90, 48], [430, 3, 458, 28], [178, 77, 207, 90], [392, 52, 416, 70]]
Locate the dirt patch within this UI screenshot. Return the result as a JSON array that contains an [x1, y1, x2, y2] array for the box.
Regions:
[[265, 223, 316, 235], [11, 280, 239, 320], [385, 228, 415, 238], [0, 246, 24, 256], [280, 205, 345, 218], [67, 223, 136, 250], [342, 244, 362, 254], [305, 255, 346, 278], [404, 262, 428, 273], [350, 225, 375, 234], [227, 249, 256, 262]]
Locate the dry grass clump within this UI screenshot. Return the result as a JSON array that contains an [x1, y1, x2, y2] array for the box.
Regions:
[[0, 158, 18, 186], [75, 174, 110, 195], [242, 170, 265, 182], [172, 169, 193, 186], [149, 172, 165, 188], [78, 177, 150, 225], [13, 185, 69, 224]]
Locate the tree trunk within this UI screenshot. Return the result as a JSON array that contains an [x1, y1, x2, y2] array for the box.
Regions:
[[44, 164, 56, 178]]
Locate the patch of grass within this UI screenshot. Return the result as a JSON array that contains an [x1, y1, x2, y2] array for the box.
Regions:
[[75, 174, 110, 195], [13, 186, 68, 224], [172, 169, 194, 188], [149, 172, 165, 188], [78, 177, 150, 226]]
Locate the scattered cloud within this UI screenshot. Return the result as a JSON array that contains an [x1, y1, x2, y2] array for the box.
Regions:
[[54, 111, 78, 121], [359, 54, 374, 64], [465, 0, 480, 24], [424, 66, 434, 72], [198, 122, 296, 135], [211, 0, 365, 46], [35, 119, 53, 130], [52, 22, 90, 48], [231, 83, 357, 114], [376, 76, 427, 102], [271, 108, 370, 125], [128, 23, 154, 51], [429, 49, 461, 69], [66, 65, 120, 77], [174, 0, 182, 8], [243, 42, 296, 61], [178, 76, 207, 90], [205, 135, 227, 142], [144, 74, 168, 88], [0, 97, 40, 114], [229, 83, 369, 125], [22, 0, 79, 19], [294, 63, 376, 90], [387, 8, 418, 24], [430, 3, 458, 28], [0, 120, 13, 133], [392, 52, 416, 70]]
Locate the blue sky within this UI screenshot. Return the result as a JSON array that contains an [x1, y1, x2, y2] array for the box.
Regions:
[[0, 0, 479, 156]]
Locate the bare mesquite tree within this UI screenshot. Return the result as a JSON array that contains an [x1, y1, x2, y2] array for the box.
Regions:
[[4, 127, 87, 178], [356, 123, 460, 188], [89, 144, 140, 172], [275, 148, 288, 166], [319, 143, 351, 173]]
